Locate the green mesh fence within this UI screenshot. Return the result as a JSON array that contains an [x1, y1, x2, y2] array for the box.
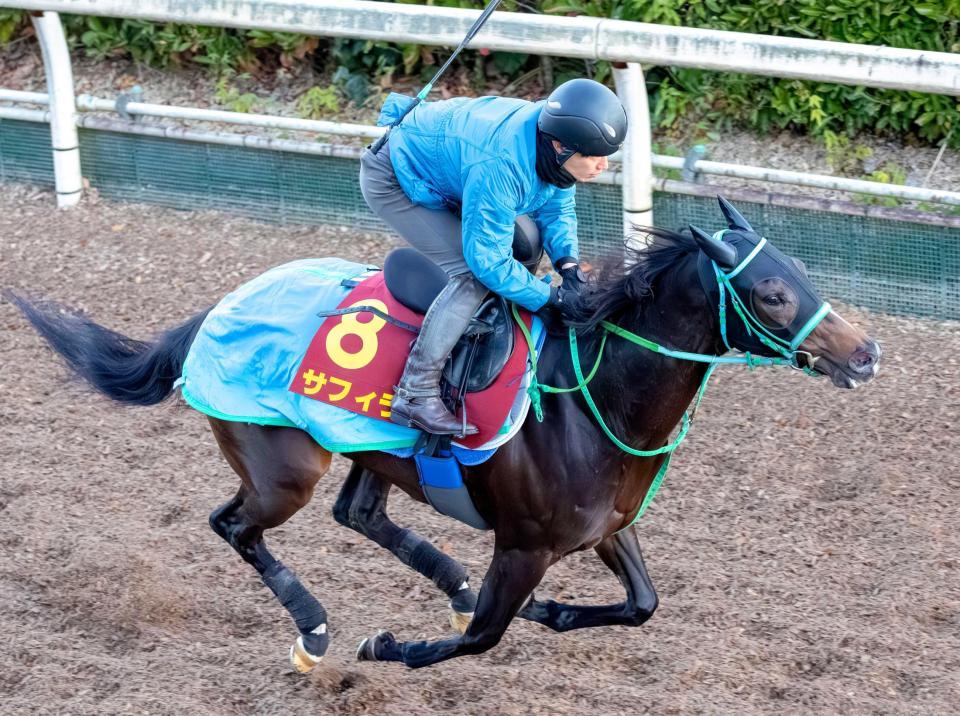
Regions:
[[2, 117, 959, 319], [0, 118, 53, 183]]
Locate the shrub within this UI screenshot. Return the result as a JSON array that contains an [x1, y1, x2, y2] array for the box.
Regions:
[[0, 3, 955, 146]]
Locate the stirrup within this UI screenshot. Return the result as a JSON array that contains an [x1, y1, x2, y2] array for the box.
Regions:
[[389, 395, 478, 437]]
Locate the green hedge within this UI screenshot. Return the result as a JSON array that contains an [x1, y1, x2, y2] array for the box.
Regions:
[[632, 0, 960, 147], [1, 2, 957, 146]]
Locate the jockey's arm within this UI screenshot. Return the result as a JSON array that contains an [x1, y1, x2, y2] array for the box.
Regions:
[[530, 186, 579, 270], [461, 161, 552, 312]]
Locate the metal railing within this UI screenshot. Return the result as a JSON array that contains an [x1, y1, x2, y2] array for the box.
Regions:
[[4, 88, 959, 209], [6, 0, 959, 94], [1, 0, 959, 220]]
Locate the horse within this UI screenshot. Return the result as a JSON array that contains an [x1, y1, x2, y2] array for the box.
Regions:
[[7, 197, 881, 671]]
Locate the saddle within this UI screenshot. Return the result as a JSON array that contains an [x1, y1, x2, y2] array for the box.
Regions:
[[382, 215, 543, 400]]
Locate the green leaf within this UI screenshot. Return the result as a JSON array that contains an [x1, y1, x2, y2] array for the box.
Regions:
[[492, 52, 528, 76]]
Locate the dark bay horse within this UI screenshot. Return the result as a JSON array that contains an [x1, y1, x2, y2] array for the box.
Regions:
[[8, 198, 881, 671]]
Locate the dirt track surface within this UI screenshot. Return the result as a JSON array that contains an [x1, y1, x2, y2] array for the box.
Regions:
[[1, 184, 957, 715]]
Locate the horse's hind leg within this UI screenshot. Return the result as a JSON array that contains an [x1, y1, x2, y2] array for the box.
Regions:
[[518, 525, 658, 632], [207, 418, 332, 673], [332, 463, 478, 632]]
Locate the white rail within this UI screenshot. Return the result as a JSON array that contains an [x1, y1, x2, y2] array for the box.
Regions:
[[6, 105, 958, 227], [652, 157, 960, 208], [5, 90, 959, 207], [76, 95, 385, 139], [31, 11, 80, 207], [3, 0, 959, 94], [614, 63, 653, 236], [2, 2, 958, 219]]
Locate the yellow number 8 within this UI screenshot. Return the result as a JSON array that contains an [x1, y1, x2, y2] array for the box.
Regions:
[[325, 299, 389, 370]]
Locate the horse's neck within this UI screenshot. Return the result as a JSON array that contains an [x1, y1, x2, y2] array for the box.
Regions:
[[543, 256, 719, 451]]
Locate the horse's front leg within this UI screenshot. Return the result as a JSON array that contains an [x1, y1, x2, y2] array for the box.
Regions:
[[518, 525, 658, 632], [357, 546, 553, 668]]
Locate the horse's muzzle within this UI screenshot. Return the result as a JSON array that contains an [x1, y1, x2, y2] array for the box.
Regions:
[[849, 340, 882, 378]]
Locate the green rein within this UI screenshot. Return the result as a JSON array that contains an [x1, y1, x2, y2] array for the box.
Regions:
[[511, 305, 712, 526], [509, 234, 828, 526]]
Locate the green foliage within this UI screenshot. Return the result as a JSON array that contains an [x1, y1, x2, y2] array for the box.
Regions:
[[214, 73, 265, 114], [0, 2, 955, 148], [331, 66, 372, 106], [822, 130, 874, 174], [75, 17, 129, 60], [62, 16, 255, 71], [541, 1, 627, 20], [76, 19, 180, 67], [865, 161, 908, 187], [331, 38, 402, 78], [855, 160, 909, 206], [492, 52, 529, 76], [629, 0, 960, 148], [297, 85, 340, 119], [0, 10, 27, 45], [246, 30, 319, 68], [917, 201, 960, 216], [189, 27, 252, 74]]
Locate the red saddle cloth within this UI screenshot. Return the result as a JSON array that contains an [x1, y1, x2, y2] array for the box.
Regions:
[[288, 272, 533, 449]]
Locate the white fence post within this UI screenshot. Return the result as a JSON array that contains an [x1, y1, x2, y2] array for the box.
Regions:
[[31, 11, 82, 208], [613, 62, 652, 241]]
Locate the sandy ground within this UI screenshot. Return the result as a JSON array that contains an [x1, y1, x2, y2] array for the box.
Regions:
[[1, 184, 958, 715]]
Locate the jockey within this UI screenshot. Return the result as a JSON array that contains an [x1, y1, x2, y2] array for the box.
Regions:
[[360, 78, 627, 436]]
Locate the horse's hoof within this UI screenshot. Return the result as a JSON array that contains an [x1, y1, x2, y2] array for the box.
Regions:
[[448, 585, 477, 634], [356, 636, 374, 662], [290, 635, 323, 673], [356, 629, 399, 662], [448, 607, 473, 635]]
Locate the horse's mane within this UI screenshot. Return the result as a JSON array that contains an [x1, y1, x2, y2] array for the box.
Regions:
[[572, 226, 698, 331]]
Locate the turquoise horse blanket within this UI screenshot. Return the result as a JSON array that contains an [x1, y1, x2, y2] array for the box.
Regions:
[[177, 258, 545, 463]]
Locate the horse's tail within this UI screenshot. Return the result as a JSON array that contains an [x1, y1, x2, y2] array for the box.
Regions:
[[5, 291, 211, 406]]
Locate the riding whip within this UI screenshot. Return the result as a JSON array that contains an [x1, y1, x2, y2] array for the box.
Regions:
[[369, 0, 505, 154]]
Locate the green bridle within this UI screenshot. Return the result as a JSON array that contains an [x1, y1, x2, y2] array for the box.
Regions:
[[514, 231, 831, 525], [709, 231, 832, 360]]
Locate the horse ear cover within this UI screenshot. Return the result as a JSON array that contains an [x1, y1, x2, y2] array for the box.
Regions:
[[717, 195, 754, 233], [689, 224, 737, 269]]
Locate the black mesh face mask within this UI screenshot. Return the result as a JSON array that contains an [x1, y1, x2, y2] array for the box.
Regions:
[[696, 230, 831, 357], [535, 130, 576, 189]]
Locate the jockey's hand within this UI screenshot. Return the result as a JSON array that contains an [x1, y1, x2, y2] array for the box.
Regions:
[[546, 283, 586, 320], [555, 256, 586, 292]]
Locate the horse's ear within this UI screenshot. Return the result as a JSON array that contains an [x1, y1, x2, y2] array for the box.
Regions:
[[689, 224, 737, 269], [717, 195, 754, 232]]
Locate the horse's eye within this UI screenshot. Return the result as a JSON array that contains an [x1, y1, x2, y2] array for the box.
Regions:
[[763, 294, 784, 307]]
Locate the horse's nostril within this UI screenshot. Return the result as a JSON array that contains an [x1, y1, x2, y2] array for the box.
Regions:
[[849, 349, 876, 374]]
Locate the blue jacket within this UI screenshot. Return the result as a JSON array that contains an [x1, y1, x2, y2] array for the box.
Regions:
[[377, 93, 578, 312]]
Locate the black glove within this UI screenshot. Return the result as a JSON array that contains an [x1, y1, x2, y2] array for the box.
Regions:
[[547, 283, 587, 319], [555, 256, 586, 291]]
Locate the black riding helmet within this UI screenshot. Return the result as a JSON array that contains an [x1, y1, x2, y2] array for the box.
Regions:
[[537, 78, 628, 164]]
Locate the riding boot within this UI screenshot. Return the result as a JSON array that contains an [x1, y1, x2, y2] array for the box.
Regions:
[[390, 273, 489, 436]]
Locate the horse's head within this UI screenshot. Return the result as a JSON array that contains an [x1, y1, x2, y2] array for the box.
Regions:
[[689, 196, 882, 389]]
